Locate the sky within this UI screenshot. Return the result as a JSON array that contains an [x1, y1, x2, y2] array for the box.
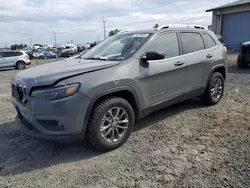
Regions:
[[0, 0, 236, 47]]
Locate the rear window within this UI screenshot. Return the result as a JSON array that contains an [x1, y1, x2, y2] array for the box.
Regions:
[[180, 33, 205, 54], [202, 34, 217, 48]]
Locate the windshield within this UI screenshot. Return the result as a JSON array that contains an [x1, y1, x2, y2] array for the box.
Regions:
[[81, 33, 151, 61]]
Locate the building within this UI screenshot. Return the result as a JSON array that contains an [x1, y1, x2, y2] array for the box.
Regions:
[[206, 0, 250, 50]]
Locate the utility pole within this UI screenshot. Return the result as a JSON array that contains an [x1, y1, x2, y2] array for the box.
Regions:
[[103, 18, 106, 39], [53, 31, 57, 46], [29, 36, 32, 46]]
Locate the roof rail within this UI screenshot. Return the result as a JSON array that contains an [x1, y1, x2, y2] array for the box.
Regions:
[[157, 24, 205, 30], [118, 29, 137, 33]]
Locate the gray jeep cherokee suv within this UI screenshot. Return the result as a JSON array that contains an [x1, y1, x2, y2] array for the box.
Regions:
[[12, 28, 227, 151]]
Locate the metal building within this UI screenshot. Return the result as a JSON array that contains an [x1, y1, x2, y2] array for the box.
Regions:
[[206, 0, 250, 50]]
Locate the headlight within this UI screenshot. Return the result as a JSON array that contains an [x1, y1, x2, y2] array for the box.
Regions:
[[31, 83, 80, 100]]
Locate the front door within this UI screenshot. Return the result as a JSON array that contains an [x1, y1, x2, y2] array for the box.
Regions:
[[138, 32, 187, 109]]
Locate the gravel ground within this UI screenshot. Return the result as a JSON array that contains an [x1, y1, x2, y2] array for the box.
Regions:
[[0, 54, 250, 188]]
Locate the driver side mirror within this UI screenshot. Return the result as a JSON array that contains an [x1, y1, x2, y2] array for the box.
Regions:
[[141, 51, 165, 62]]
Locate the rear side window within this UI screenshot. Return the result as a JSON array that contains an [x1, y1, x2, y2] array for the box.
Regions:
[[147, 32, 180, 59], [180, 33, 205, 54], [202, 33, 217, 48], [1, 52, 22, 57]]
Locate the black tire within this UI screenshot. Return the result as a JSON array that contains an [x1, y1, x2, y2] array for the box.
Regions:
[[87, 97, 135, 151], [237, 54, 246, 68], [15, 61, 26, 70], [202, 72, 224, 106]]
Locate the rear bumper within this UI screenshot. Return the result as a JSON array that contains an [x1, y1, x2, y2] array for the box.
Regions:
[[25, 59, 31, 65], [12, 92, 91, 141]]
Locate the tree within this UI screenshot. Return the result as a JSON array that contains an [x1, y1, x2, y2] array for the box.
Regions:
[[10, 43, 27, 50], [33, 44, 43, 47], [109, 29, 120, 37]]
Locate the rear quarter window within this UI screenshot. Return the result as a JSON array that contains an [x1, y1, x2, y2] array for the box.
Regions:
[[180, 32, 205, 54], [202, 33, 217, 48]]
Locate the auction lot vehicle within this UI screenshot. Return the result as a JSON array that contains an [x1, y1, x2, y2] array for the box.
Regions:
[[0, 51, 31, 69], [237, 41, 250, 68], [12, 27, 227, 151], [39, 52, 57, 59]]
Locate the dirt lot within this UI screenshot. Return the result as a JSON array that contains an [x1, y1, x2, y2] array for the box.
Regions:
[[0, 55, 250, 188]]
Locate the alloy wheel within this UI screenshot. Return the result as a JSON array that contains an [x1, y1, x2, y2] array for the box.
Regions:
[[100, 107, 129, 143]]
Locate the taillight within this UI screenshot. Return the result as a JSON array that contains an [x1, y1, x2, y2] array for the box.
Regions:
[[25, 55, 30, 59], [224, 46, 227, 53]]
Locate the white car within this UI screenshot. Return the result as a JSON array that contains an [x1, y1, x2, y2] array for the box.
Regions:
[[0, 51, 31, 69]]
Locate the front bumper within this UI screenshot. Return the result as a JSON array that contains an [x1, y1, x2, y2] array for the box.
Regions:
[[12, 92, 91, 141]]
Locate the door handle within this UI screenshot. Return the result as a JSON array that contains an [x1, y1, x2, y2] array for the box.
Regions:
[[206, 54, 213, 58], [175, 61, 184, 66]]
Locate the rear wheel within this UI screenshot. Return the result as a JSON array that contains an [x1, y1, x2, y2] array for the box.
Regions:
[[15, 61, 25, 70], [202, 72, 224, 105], [237, 54, 247, 68], [87, 97, 135, 151]]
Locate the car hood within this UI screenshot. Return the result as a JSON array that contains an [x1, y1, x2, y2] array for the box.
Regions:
[[13, 59, 121, 87]]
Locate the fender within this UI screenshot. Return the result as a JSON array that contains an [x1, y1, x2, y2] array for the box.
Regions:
[[206, 64, 226, 86], [81, 86, 142, 135]]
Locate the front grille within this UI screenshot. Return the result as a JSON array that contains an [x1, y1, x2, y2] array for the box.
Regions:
[[11, 81, 29, 102]]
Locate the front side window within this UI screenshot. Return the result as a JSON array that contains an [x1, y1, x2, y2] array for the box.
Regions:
[[202, 33, 217, 48], [180, 33, 205, 54], [147, 32, 180, 59], [81, 33, 151, 61]]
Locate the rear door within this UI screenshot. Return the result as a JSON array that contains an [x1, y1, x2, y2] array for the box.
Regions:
[[0, 52, 14, 67], [139, 32, 187, 107], [180, 32, 212, 97]]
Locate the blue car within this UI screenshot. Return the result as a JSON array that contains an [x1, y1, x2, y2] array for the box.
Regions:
[[39, 52, 57, 59]]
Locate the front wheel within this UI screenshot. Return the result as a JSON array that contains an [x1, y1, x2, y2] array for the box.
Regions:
[[87, 97, 135, 151], [201, 72, 224, 105]]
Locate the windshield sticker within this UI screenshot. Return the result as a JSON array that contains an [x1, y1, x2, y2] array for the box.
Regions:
[[132, 34, 149, 38]]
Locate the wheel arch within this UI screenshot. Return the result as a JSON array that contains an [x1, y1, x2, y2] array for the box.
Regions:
[[82, 86, 142, 135], [206, 65, 226, 86]]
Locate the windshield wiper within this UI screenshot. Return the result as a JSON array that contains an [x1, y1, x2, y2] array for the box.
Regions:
[[83, 57, 107, 61]]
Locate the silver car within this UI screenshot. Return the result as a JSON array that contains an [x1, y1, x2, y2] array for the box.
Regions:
[[0, 51, 31, 69], [12, 27, 227, 151]]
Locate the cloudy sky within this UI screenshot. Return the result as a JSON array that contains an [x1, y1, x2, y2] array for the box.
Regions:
[[1, 0, 235, 47]]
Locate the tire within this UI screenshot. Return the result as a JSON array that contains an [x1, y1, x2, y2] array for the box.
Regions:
[[87, 97, 135, 151], [237, 54, 246, 68], [15, 61, 26, 70], [201, 72, 224, 106]]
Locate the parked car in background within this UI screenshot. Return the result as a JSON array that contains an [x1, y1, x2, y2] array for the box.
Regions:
[[237, 41, 250, 68], [66, 50, 88, 60], [0, 50, 30, 69], [39, 52, 57, 59], [58, 49, 74, 58], [12, 26, 227, 151], [77, 45, 86, 53]]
